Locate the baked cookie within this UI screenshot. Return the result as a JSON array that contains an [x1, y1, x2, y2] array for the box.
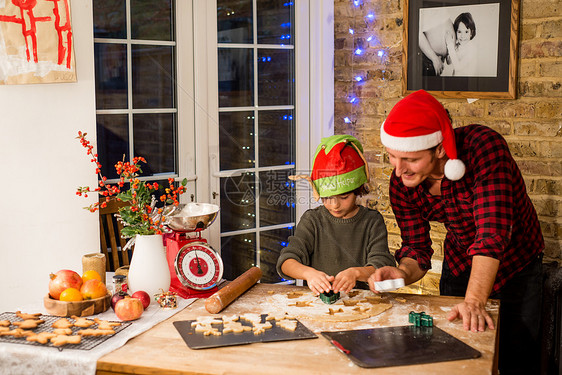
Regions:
[[94, 318, 121, 331], [53, 328, 73, 335], [0, 328, 33, 338], [15, 311, 42, 320], [26, 332, 57, 344], [77, 328, 116, 336], [50, 335, 81, 347], [72, 316, 95, 328], [13, 319, 45, 329], [52, 318, 73, 329]]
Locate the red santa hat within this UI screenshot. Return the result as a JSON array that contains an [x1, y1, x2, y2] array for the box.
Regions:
[[380, 90, 466, 180]]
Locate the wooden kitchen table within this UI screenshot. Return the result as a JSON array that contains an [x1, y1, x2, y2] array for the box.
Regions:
[[96, 283, 499, 375]]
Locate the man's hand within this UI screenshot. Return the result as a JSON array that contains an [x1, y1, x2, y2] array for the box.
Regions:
[[448, 255, 499, 332], [368, 266, 407, 293], [303, 269, 334, 295], [447, 299, 495, 332]]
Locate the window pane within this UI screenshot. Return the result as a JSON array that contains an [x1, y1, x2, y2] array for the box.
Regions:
[[219, 111, 254, 171], [93, 0, 126, 39], [96, 114, 129, 180], [217, 0, 253, 44], [258, 110, 294, 167], [133, 113, 176, 176], [132, 45, 175, 109], [257, 0, 294, 45], [220, 233, 256, 280], [218, 48, 253, 107], [259, 169, 295, 227], [131, 0, 174, 41], [260, 228, 293, 283], [258, 49, 294, 106], [220, 173, 256, 232], [94, 43, 128, 109]]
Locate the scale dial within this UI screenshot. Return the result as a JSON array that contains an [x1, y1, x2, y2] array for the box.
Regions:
[[174, 242, 223, 290]]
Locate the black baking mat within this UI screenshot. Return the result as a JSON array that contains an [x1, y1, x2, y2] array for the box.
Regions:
[[322, 325, 481, 368], [174, 314, 317, 349], [0, 311, 131, 351]]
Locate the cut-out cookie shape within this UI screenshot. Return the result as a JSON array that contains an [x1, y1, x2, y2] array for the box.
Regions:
[[194, 323, 221, 336], [277, 319, 297, 331], [265, 312, 295, 321], [240, 313, 262, 324], [222, 321, 252, 334], [221, 315, 239, 323], [252, 321, 272, 335]]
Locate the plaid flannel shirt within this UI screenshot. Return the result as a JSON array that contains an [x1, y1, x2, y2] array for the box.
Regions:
[[390, 125, 544, 293]]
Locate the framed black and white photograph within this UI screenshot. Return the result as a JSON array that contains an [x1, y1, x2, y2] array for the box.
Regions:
[[402, 0, 520, 99]]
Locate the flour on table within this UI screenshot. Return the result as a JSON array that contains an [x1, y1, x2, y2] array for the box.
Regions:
[[266, 289, 393, 322]]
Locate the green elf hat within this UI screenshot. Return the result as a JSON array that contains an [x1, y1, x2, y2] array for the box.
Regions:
[[290, 135, 370, 200]]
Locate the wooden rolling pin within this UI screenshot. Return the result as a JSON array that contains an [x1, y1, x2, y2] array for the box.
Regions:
[[205, 267, 262, 314]]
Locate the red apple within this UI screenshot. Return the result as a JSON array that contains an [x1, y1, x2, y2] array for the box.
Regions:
[[131, 291, 151, 309], [49, 270, 83, 300], [114, 297, 144, 321], [110, 292, 129, 311]]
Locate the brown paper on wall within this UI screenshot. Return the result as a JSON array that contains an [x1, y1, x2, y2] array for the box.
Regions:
[[0, 0, 76, 85]]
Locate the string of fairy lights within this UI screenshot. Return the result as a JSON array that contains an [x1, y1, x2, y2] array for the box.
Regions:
[[343, 0, 388, 126]]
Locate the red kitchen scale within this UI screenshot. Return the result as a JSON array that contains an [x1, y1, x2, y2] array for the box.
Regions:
[[164, 203, 223, 299]]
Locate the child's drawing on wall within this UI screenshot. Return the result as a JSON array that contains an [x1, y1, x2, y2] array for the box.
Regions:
[[0, 0, 75, 84]]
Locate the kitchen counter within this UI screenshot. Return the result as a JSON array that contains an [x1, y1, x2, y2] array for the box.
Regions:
[[97, 283, 499, 374]]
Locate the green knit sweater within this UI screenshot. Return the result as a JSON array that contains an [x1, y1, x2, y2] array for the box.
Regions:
[[276, 205, 395, 282]]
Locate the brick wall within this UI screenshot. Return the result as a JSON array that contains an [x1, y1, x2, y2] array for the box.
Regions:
[[333, 0, 562, 265]]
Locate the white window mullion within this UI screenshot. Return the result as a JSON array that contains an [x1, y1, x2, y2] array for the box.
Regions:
[[125, 0, 134, 159]]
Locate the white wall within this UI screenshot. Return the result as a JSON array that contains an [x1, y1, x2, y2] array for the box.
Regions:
[[0, 1, 99, 311]]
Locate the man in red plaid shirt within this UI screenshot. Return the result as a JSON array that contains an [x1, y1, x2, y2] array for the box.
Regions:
[[369, 90, 544, 375]]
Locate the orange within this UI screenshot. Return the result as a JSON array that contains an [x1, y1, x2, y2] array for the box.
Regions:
[[80, 279, 108, 300], [82, 270, 102, 283], [60, 288, 84, 302]]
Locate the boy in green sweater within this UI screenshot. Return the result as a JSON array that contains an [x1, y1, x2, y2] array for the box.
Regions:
[[276, 135, 395, 295]]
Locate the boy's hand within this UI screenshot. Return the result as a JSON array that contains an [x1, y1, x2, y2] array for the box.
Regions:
[[332, 268, 359, 293], [303, 269, 334, 295]]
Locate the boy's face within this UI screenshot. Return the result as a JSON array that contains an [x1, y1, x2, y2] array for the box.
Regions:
[[386, 147, 443, 188], [321, 192, 358, 219]]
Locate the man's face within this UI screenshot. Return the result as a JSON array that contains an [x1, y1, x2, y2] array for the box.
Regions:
[[386, 147, 442, 188]]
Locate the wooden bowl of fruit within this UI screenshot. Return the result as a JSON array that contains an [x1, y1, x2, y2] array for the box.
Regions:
[[44, 269, 111, 317], [44, 293, 111, 317]]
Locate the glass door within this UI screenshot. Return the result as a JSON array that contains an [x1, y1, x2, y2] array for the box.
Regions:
[[193, 0, 334, 283], [214, 0, 296, 283]]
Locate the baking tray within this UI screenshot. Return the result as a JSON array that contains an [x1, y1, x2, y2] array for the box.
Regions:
[[174, 314, 317, 349], [322, 325, 481, 368], [0, 311, 131, 351]]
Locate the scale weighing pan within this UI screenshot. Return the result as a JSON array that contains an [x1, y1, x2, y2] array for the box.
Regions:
[[322, 325, 481, 368], [164, 203, 219, 232], [174, 315, 317, 349]]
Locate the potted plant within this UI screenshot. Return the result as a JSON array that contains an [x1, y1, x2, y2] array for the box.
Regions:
[[76, 131, 186, 298]]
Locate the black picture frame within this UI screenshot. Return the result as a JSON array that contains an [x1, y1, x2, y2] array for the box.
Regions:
[[403, 0, 519, 99]]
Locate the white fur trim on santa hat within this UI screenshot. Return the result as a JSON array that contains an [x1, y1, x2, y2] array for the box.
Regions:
[[444, 159, 466, 181], [380, 122, 443, 152]]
